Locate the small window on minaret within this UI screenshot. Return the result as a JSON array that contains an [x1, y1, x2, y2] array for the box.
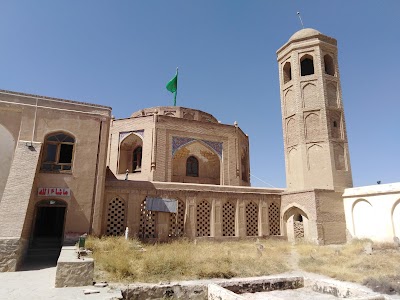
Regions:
[[324, 54, 335, 76], [333, 121, 338, 128], [283, 62, 292, 84], [300, 55, 314, 76]]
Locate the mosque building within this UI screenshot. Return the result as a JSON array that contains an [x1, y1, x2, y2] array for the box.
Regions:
[[0, 28, 399, 272]]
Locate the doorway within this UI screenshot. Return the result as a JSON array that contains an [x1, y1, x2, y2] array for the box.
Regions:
[[31, 200, 66, 249]]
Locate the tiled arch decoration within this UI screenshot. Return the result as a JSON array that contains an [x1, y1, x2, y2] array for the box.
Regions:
[[169, 199, 185, 237], [172, 136, 222, 158], [106, 197, 126, 236], [246, 201, 259, 236]]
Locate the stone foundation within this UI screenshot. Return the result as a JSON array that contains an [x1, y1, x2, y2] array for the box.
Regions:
[[0, 238, 27, 272], [55, 246, 94, 288]]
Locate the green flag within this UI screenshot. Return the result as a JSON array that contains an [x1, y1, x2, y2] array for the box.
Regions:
[[166, 68, 178, 106]]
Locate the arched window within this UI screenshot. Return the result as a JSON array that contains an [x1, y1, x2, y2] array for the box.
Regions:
[[300, 55, 314, 76], [186, 156, 199, 177], [283, 61, 292, 84], [324, 54, 335, 76], [41, 132, 74, 172], [132, 146, 142, 172]]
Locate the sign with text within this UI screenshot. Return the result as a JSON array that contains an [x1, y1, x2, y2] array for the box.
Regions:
[[38, 187, 70, 197]]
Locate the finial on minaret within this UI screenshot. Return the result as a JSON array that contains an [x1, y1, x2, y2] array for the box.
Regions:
[[297, 12, 305, 29]]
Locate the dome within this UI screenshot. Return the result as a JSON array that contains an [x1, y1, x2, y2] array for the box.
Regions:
[[289, 28, 321, 42]]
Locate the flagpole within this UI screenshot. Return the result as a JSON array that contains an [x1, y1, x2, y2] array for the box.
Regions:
[[174, 67, 178, 106]]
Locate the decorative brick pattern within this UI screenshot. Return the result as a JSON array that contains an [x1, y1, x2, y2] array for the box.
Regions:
[[222, 202, 235, 236], [139, 199, 156, 238], [294, 221, 304, 238], [172, 136, 223, 158], [246, 202, 258, 236], [196, 200, 211, 237], [269, 202, 281, 235], [106, 197, 125, 236], [169, 200, 185, 237]]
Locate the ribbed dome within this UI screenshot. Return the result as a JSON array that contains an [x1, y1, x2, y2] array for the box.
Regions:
[[289, 28, 321, 41]]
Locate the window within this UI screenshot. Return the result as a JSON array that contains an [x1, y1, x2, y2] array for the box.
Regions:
[[283, 61, 292, 84], [300, 55, 314, 76], [132, 146, 142, 172], [186, 156, 199, 177], [41, 132, 74, 172], [324, 54, 335, 76]]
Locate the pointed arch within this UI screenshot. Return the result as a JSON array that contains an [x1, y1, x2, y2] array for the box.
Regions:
[[302, 83, 318, 108], [119, 132, 143, 174], [300, 54, 314, 76], [324, 54, 335, 76], [41, 131, 75, 172]]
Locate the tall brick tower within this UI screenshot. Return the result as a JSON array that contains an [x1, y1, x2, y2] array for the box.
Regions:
[[277, 28, 353, 192]]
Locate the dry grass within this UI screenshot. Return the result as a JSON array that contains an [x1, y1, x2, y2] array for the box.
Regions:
[[85, 236, 291, 283], [86, 236, 400, 294], [296, 239, 400, 294]]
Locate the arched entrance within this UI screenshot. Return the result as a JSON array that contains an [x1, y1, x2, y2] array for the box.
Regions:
[[31, 200, 67, 249], [283, 206, 309, 242]]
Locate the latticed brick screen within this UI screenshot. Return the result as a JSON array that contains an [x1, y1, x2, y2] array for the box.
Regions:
[[106, 197, 125, 236], [268, 202, 281, 235], [246, 202, 258, 236], [169, 200, 185, 237], [196, 200, 211, 237], [294, 221, 304, 238], [222, 202, 235, 236], [139, 199, 156, 238]]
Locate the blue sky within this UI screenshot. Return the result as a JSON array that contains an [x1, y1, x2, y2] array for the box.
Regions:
[[0, 1, 399, 188]]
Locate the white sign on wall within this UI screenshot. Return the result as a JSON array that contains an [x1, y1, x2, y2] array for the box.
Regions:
[[38, 187, 70, 197]]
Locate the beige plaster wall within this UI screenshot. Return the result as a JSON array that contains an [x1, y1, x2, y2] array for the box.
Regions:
[[343, 182, 400, 242], [0, 90, 111, 244]]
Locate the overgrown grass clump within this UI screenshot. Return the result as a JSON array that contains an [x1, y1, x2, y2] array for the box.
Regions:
[[296, 239, 400, 292], [86, 236, 290, 283]]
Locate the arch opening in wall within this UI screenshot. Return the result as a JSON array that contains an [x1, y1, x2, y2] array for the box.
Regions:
[[283, 61, 292, 84], [31, 199, 67, 248], [186, 156, 199, 177], [41, 131, 75, 172], [196, 200, 211, 237], [300, 55, 314, 76], [324, 54, 335, 76], [118, 133, 143, 174], [269, 202, 281, 235], [0, 124, 15, 202], [222, 201, 236, 236], [139, 199, 157, 239], [282, 206, 309, 242], [246, 202, 258, 236], [172, 140, 221, 185], [329, 112, 342, 139], [352, 199, 375, 239], [241, 147, 249, 183], [169, 199, 185, 237], [106, 197, 126, 236]]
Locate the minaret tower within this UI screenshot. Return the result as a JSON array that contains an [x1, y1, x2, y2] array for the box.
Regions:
[[277, 28, 353, 192]]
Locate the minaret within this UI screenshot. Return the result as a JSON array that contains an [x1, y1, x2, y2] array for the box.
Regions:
[[277, 28, 353, 192]]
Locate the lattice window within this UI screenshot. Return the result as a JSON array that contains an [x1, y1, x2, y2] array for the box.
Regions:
[[294, 221, 304, 239], [269, 202, 281, 235], [223, 202, 235, 236], [196, 200, 211, 237], [169, 200, 185, 237], [106, 197, 125, 236], [139, 199, 156, 238], [246, 202, 258, 236]]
